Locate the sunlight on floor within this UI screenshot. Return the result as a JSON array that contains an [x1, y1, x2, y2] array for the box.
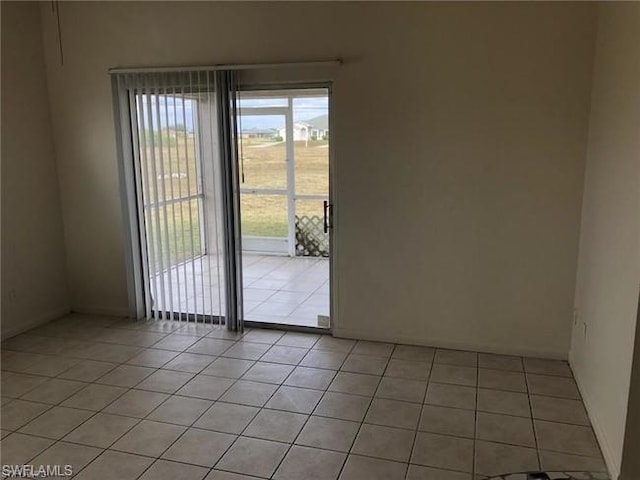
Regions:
[[157, 254, 329, 328]]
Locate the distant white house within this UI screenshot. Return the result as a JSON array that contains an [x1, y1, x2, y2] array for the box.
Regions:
[[239, 127, 279, 139], [278, 114, 329, 141]]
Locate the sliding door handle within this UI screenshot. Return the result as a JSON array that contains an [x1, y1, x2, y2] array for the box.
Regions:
[[323, 201, 333, 233], [323, 201, 329, 233]]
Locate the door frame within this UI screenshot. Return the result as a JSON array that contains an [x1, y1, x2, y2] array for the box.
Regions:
[[237, 82, 336, 333], [113, 77, 336, 333]]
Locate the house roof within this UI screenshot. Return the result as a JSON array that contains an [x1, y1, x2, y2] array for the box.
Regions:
[[302, 114, 328, 130], [274, 114, 330, 132], [241, 127, 278, 135]]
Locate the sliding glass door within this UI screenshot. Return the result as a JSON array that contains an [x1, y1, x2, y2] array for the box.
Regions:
[[112, 71, 241, 329], [238, 88, 331, 329], [113, 73, 331, 331]]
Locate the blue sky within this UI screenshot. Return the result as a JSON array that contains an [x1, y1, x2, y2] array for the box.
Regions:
[[239, 96, 328, 130], [137, 95, 328, 132]]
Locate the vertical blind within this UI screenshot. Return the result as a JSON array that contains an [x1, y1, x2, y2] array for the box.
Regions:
[[112, 70, 243, 330]]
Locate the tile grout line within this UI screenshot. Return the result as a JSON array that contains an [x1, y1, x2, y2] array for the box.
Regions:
[[10, 407, 598, 462], [524, 360, 544, 472], [406, 346, 437, 479], [169, 330, 308, 478], [2, 360, 595, 432], [2, 359, 598, 432], [63, 415, 145, 479], [12, 414, 605, 476], [3, 327, 580, 378], [238, 337, 332, 478], [2, 320, 603, 479], [15, 365, 186, 460], [127, 330, 291, 479], [344, 343, 403, 477], [309, 338, 361, 480], [2, 328, 251, 477], [274, 338, 354, 476]]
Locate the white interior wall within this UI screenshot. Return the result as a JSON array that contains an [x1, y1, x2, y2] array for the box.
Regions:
[[38, 2, 598, 357], [1, 1, 70, 339], [570, 3, 640, 478], [620, 298, 640, 480]]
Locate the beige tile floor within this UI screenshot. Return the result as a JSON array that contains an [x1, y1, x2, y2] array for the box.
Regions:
[[243, 254, 329, 327], [156, 254, 330, 327], [0, 314, 608, 479]]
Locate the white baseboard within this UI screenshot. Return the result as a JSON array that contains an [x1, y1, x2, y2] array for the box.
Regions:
[[1, 307, 70, 341], [570, 354, 619, 479], [332, 327, 569, 360]]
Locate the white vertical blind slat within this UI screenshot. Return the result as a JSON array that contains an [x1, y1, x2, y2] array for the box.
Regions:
[[145, 86, 167, 318], [136, 87, 160, 320], [153, 89, 175, 320], [114, 70, 235, 329], [195, 71, 208, 324], [125, 78, 152, 320], [163, 86, 181, 321], [183, 72, 200, 322], [171, 88, 188, 322], [207, 70, 224, 322]]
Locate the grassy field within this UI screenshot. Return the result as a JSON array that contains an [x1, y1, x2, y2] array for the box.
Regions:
[[141, 130, 201, 271], [145, 199, 202, 271], [239, 137, 328, 237], [142, 131, 328, 271]]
